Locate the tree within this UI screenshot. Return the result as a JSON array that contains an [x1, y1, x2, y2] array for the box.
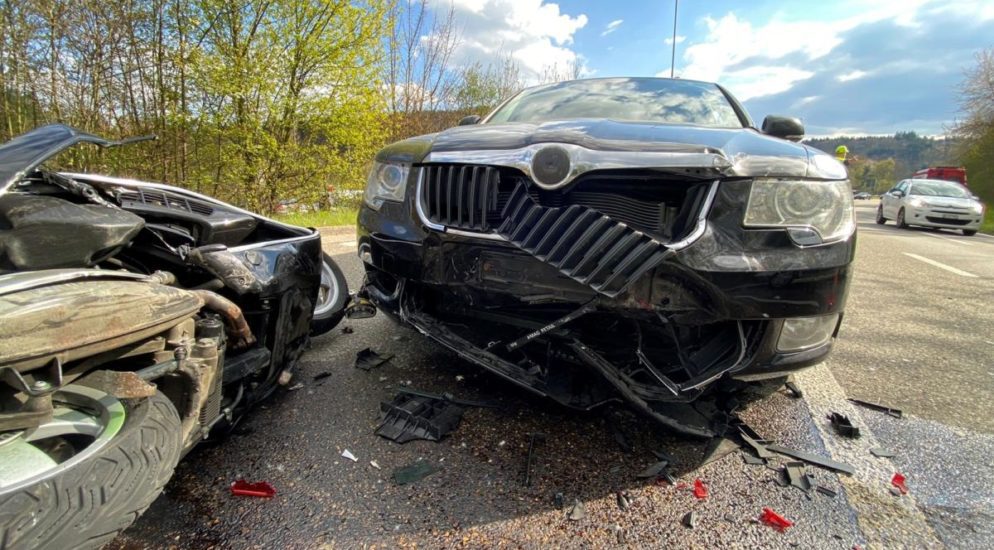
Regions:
[[954, 48, 994, 205]]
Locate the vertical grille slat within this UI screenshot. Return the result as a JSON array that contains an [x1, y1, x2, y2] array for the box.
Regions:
[[418, 163, 683, 297]]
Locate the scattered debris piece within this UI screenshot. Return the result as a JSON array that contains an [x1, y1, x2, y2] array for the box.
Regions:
[[870, 447, 896, 458], [767, 444, 855, 475], [817, 486, 838, 498], [370, 460, 381, 470], [277, 370, 293, 385], [652, 449, 676, 463], [455, 375, 465, 382], [693, 479, 708, 500], [399, 388, 502, 409], [378, 376, 389, 382], [681, 511, 697, 529], [637, 461, 670, 479], [523, 433, 546, 487], [392, 461, 441, 485], [287, 382, 305, 391], [889, 486, 903, 497], [785, 462, 813, 494], [703, 437, 740, 465], [376, 392, 466, 444], [568, 499, 586, 521], [312, 372, 331, 382], [230, 480, 276, 498], [891, 473, 909, 495], [498, 440, 507, 447], [392, 334, 409, 342], [828, 412, 861, 438], [740, 431, 775, 459], [785, 378, 803, 398], [355, 348, 394, 371], [848, 398, 902, 419], [554, 492, 565, 509], [341, 326, 354, 334], [341, 449, 358, 462], [759, 508, 794, 532], [742, 452, 766, 465], [616, 491, 632, 510], [774, 468, 790, 488]]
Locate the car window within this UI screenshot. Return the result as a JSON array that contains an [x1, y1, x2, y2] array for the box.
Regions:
[[485, 77, 744, 128], [908, 180, 971, 198]]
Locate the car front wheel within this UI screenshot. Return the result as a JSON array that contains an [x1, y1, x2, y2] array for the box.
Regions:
[[311, 252, 349, 336], [896, 208, 908, 228], [0, 386, 181, 550], [876, 205, 887, 224]]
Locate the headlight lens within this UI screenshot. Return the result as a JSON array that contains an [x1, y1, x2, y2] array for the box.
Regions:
[[744, 178, 855, 244], [970, 202, 984, 215], [777, 314, 839, 352], [363, 162, 410, 210], [908, 197, 927, 208]]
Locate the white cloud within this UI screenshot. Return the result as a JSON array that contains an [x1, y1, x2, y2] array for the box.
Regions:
[[837, 70, 868, 82], [664, 35, 686, 45], [445, 0, 588, 81], [667, 2, 941, 100], [601, 19, 623, 37]]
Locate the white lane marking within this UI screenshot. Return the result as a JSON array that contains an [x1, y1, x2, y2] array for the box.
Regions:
[[903, 252, 979, 278], [922, 232, 975, 247], [794, 365, 941, 547]]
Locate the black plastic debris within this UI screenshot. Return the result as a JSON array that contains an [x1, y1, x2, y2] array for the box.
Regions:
[[740, 431, 776, 460], [767, 444, 855, 475], [399, 388, 502, 409], [785, 379, 803, 398], [870, 447, 896, 458], [312, 372, 331, 382], [682, 511, 697, 529], [784, 462, 813, 495], [828, 412, 861, 438], [554, 492, 565, 509], [341, 326, 354, 334], [817, 486, 838, 498], [355, 348, 394, 371], [742, 452, 766, 465], [568, 499, 586, 521], [637, 461, 670, 479], [376, 393, 466, 443], [652, 449, 676, 463], [703, 437, 740, 466], [608, 421, 634, 454], [848, 398, 902, 419], [523, 433, 546, 487], [392, 461, 441, 485]]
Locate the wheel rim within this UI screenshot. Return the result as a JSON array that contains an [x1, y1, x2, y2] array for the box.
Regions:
[[313, 258, 342, 317], [0, 385, 125, 493], [898, 210, 904, 225]]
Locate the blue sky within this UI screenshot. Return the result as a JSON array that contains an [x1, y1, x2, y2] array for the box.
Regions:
[[439, 0, 994, 136]]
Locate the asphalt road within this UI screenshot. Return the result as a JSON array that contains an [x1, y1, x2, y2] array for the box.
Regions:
[[110, 203, 994, 549]]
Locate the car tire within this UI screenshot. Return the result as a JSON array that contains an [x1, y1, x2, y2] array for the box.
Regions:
[[0, 388, 181, 550], [963, 229, 977, 236], [896, 208, 908, 229], [311, 252, 349, 336], [875, 205, 886, 224]]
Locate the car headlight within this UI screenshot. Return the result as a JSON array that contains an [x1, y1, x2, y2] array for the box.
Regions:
[[970, 202, 984, 215], [363, 162, 410, 210], [744, 178, 855, 245], [908, 197, 927, 208]]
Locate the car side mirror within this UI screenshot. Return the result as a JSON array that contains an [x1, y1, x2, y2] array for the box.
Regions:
[[458, 115, 481, 126], [761, 115, 804, 141], [892, 190, 904, 198]]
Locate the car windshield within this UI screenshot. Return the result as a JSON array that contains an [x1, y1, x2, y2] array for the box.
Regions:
[[485, 77, 745, 128], [908, 180, 971, 198]]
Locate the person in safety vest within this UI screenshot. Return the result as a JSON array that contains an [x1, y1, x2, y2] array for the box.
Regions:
[[835, 145, 850, 165]]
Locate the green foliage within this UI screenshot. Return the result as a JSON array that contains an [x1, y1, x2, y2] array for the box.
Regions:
[[273, 206, 358, 228], [958, 126, 994, 205], [805, 132, 959, 182], [0, 0, 390, 214]]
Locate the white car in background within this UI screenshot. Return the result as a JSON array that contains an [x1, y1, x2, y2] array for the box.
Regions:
[[876, 178, 984, 236]]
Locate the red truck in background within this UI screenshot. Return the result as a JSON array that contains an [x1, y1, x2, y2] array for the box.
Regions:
[[912, 166, 968, 186]]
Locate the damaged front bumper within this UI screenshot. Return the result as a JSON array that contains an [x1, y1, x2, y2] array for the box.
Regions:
[[357, 172, 854, 436]]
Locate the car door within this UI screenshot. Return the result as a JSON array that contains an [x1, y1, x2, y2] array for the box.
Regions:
[[884, 180, 908, 217]]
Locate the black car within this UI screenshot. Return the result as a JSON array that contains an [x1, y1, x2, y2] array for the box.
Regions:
[[356, 78, 855, 436]]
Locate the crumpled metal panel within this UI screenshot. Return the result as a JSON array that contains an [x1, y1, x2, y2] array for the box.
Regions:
[[0, 277, 201, 371]]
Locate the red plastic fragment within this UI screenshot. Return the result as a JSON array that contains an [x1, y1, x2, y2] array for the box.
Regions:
[[759, 507, 794, 532], [891, 473, 908, 495], [231, 479, 276, 498], [692, 479, 708, 500]]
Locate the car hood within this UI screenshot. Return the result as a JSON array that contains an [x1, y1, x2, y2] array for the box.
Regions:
[[0, 124, 152, 195], [376, 119, 846, 180], [916, 196, 980, 208]]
